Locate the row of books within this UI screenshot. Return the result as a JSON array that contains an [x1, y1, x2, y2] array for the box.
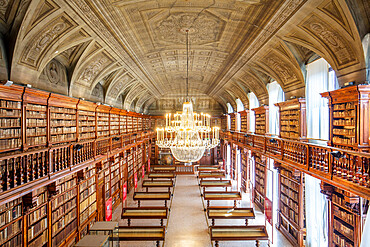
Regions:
[[50, 107, 75, 114], [0, 100, 21, 109], [0, 118, 20, 127], [0, 198, 22, 228], [0, 219, 22, 246], [281, 203, 299, 224], [333, 102, 355, 110], [52, 197, 76, 223], [28, 205, 47, 226], [0, 109, 21, 117]]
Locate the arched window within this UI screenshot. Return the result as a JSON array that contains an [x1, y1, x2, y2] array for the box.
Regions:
[[236, 99, 244, 131], [226, 103, 233, 130], [306, 58, 339, 140], [247, 92, 259, 132], [267, 81, 284, 135]]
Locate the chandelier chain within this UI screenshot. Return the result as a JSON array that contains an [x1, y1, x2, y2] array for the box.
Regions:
[[186, 30, 189, 101]]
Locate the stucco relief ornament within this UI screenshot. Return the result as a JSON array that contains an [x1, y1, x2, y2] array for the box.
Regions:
[[156, 13, 222, 44], [78, 58, 107, 83], [46, 61, 60, 85], [28, 22, 66, 63], [267, 57, 296, 82], [309, 22, 350, 63]]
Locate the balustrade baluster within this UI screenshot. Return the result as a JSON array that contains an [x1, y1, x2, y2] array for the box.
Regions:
[[14, 157, 21, 186], [7, 160, 13, 189]]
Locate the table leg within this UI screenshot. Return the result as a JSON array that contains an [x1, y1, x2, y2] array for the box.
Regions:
[[138, 201, 141, 207], [215, 241, 219, 247], [203, 187, 205, 195], [207, 200, 210, 208], [256, 240, 260, 247], [168, 187, 170, 193], [160, 219, 163, 226], [245, 219, 248, 226], [146, 187, 148, 192], [164, 200, 167, 207], [156, 241, 160, 247], [212, 219, 215, 226], [127, 219, 131, 226], [234, 200, 236, 208], [225, 187, 227, 192]]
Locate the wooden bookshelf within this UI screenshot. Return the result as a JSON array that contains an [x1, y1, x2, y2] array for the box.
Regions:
[[321, 85, 370, 151], [127, 116, 133, 133], [110, 109, 120, 136], [241, 150, 248, 192], [0, 197, 22, 247], [49, 95, 78, 145], [24, 89, 50, 149], [230, 113, 236, 132], [239, 110, 249, 133], [96, 105, 110, 138], [120, 113, 127, 134], [0, 85, 23, 153], [25, 187, 48, 247], [110, 153, 121, 210], [221, 116, 227, 131], [275, 98, 307, 140], [253, 153, 266, 212], [252, 106, 269, 135], [127, 149, 134, 190], [330, 187, 362, 247], [78, 164, 97, 227], [50, 175, 78, 247], [277, 165, 305, 247], [77, 101, 97, 141]]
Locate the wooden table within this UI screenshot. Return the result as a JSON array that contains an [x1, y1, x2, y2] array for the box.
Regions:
[[199, 180, 232, 194], [203, 191, 242, 208], [148, 172, 175, 180], [199, 171, 225, 180], [142, 180, 174, 192], [118, 226, 165, 247], [152, 166, 176, 172], [210, 225, 269, 247], [121, 207, 168, 226], [133, 192, 171, 207], [207, 207, 255, 226]]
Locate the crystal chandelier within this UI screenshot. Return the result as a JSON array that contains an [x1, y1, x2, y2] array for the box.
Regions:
[[156, 30, 220, 163]]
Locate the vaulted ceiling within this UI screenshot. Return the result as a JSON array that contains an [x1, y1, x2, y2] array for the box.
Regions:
[[0, 0, 368, 114]]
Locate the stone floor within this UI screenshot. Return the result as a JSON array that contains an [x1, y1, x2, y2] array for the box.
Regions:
[[112, 175, 293, 247]]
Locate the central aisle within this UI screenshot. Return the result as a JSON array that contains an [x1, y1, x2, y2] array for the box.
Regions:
[[164, 175, 211, 247]]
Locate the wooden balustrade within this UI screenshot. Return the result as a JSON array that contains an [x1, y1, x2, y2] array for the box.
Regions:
[[0, 131, 154, 201], [222, 131, 370, 199], [50, 144, 71, 173], [0, 149, 49, 192]]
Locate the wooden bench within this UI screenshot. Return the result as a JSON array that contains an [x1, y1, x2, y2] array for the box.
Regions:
[[142, 179, 174, 192], [197, 165, 222, 172], [199, 171, 226, 181], [152, 165, 176, 172], [121, 207, 168, 226], [118, 226, 165, 247], [200, 180, 232, 195], [210, 225, 269, 247], [203, 191, 242, 208], [148, 172, 175, 180], [207, 207, 255, 226], [133, 191, 171, 207]]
